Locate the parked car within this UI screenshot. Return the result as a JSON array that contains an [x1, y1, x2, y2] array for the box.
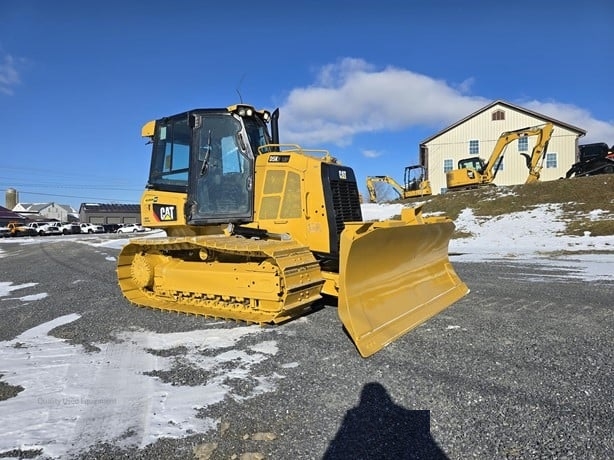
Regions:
[[102, 223, 122, 233], [25, 222, 46, 235], [116, 223, 147, 233], [42, 223, 62, 236], [79, 223, 105, 234], [7, 222, 37, 237], [26, 222, 62, 236], [0, 226, 10, 238], [57, 222, 81, 235]]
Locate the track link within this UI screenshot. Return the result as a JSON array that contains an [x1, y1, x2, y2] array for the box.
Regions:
[[117, 235, 324, 324]]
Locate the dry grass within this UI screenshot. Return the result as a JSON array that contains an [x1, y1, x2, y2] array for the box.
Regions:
[[397, 174, 614, 237]]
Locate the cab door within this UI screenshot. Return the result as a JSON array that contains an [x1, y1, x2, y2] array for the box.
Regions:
[[187, 113, 254, 225]]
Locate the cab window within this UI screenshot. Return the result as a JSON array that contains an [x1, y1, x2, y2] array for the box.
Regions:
[[149, 117, 191, 190]]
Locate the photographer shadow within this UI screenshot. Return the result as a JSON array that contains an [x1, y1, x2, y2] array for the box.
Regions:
[[323, 382, 448, 460]]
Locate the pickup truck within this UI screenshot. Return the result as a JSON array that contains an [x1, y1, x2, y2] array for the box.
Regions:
[[6, 222, 37, 237], [57, 222, 81, 235], [80, 223, 105, 234], [26, 222, 62, 236]]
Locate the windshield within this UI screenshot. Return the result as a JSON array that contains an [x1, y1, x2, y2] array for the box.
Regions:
[[458, 158, 484, 171], [243, 116, 272, 154], [190, 113, 254, 222]]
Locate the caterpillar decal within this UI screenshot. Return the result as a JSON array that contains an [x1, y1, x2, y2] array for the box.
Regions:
[[153, 204, 177, 222]]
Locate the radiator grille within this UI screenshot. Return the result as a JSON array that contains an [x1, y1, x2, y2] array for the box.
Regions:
[[329, 179, 363, 232]]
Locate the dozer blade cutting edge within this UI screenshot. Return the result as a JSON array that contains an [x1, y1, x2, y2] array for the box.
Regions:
[[337, 207, 470, 357]]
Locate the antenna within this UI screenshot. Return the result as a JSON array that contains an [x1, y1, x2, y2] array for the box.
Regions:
[[235, 73, 246, 103]]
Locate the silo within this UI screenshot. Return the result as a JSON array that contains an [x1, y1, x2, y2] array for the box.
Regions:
[[5, 188, 18, 210]]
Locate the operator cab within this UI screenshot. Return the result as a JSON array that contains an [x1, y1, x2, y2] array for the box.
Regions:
[[458, 157, 486, 173], [145, 105, 274, 225]]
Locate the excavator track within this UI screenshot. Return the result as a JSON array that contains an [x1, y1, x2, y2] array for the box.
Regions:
[[117, 235, 325, 323]]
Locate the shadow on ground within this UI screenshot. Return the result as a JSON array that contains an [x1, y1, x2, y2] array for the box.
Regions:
[[323, 382, 448, 460]]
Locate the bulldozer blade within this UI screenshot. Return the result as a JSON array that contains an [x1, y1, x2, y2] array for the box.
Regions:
[[337, 215, 469, 357]]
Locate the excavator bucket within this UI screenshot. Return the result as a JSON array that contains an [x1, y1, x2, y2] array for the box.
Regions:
[[337, 206, 469, 357]]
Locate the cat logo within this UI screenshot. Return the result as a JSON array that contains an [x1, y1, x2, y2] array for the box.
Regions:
[[153, 204, 177, 221], [338, 170, 347, 180]]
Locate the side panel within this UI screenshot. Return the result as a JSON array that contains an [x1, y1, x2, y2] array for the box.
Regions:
[[253, 153, 333, 254], [446, 168, 482, 188], [140, 190, 187, 228], [139, 190, 225, 237], [252, 153, 363, 264]]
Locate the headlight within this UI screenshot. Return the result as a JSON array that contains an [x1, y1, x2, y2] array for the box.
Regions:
[[237, 106, 254, 117]]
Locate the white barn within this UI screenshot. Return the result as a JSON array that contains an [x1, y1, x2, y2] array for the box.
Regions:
[[12, 202, 77, 222], [419, 100, 586, 194]]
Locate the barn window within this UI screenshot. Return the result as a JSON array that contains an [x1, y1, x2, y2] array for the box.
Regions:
[[443, 159, 454, 172], [492, 110, 505, 121], [518, 137, 528, 152], [546, 152, 557, 168], [469, 140, 479, 155]]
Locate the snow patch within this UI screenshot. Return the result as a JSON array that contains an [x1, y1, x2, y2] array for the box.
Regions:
[[18, 293, 48, 302], [0, 281, 38, 297], [0, 314, 283, 459]]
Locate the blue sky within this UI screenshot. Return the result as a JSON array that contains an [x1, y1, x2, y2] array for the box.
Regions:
[[1, 0, 613, 210]]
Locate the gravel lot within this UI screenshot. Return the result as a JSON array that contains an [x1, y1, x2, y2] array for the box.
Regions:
[[0, 236, 612, 459]]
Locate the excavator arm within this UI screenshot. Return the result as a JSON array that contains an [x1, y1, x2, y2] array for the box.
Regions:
[[520, 123, 554, 184], [481, 123, 554, 182], [365, 176, 407, 202]]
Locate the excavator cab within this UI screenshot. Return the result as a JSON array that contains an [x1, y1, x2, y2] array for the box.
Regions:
[[404, 165, 427, 191], [458, 157, 487, 173]]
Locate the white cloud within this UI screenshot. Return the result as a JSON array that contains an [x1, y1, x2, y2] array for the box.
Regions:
[[0, 54, 22, 95], [278, 58, 614, 147], [279, 57, 487, 146], [455, 77, 476, 94], [362, 149, 382, 159], [523, 99, 614, 143]]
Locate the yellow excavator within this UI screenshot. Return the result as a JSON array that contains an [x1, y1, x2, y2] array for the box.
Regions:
[[445, 123, 554, 192], [117, 104, 468, 357], [366, 165, 432, 202]]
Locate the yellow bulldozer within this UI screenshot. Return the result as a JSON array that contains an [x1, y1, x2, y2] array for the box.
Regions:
[[366, 165, 432, 202], [117, 104, 468, 357]]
